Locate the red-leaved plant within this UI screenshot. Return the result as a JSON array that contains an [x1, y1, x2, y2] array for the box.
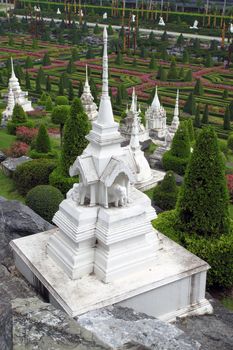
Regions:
[[16, 126, 38, 144], [5, 141, 29, 158]]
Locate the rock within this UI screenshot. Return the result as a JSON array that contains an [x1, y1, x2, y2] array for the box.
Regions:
[[12, 297, 109, 350], [78, 306, 200, 349], [0, 300, 13, 350], [176, 295, 233, 350], [174, 173, 183, 186], [0, 151, 7, 163], [0, 156, 32, 177], [149, 146, 167, 170], [0, 199, 53, 267]]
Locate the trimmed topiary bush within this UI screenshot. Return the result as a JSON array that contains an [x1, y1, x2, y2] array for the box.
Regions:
[[176, 126, 230, 237], [49, 165, 78, 195], [153, 171, 179, 210], [227, 133, 233, 151], [14, 159, 57, 195], [162, 122, 190, 175], [12, 104, 27, 124], [34, 124, 51, 154], [26, 185, 64, 223]]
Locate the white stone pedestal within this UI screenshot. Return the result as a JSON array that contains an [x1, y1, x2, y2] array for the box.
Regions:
[[10, 229, 213, 321]]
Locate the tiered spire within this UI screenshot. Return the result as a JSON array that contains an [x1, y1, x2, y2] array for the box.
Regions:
[[130, 88, 137, 113], [130, 95, 140, 151], [173, 89, 179, 121], [96, 26, 115, 125], [151, 86, 160, 109], [83, 64, 91, 94]]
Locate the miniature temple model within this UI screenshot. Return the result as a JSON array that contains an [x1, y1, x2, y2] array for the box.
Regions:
[[1, 58, 33, 125], [11, 28, 212, 321], [47, 26, 158, 283], [120, 88, 149, 142], [145, 86, 167, 139], [80, 65, 98, 121]]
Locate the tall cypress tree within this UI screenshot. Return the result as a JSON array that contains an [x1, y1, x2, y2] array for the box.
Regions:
[[202, 104, 209, 124], [176, 127, 229, 237], [42, 52, 51, 66], [223, 106, 231, 130], [78, 80, 84, 97], [194, 104, 201, 128], [193, 78, 204, 96], [35, 75, 42, 94], [58, 76, 64, 95], [34, 124, 51, 153], [61, 98, 90, 175], [25, 71, 31, 90], [183, 93, 196, 115], [68, 80, 74, 100], [46, 75, 51, 92]]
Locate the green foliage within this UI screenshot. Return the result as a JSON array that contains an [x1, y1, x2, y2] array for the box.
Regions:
[[227, 133, 233, 151], [46, 75, 51, 92], [167, 58, 177, 80], [12, 104, 27, 124], [58, 76, 64, 95], [176, 33, 185, 47], [25, 56, 33, 69], [229, 101, 233, 121], [56, 96, 69, 106], [152, 211, 233, 288], [51, 105, 70, 142], [34, 124, 51, 154], [177, 127, 230, 237], [42, 52, 51, 66], [149, 54, 156, 69], [182, 50, 189, 64], [153, 171, 179, 210], [61, 98, 90, 175], [71, 47, 79, 61], [184, 69, 192, 82], [49, 165, 78, 195], [7, 121, 34, 135], [193, 79, 204, 96], [14, 159, 57, 195], [86, 48, 95, 59], [45, 96, 53, 111], [194, 104, 201, 128], [115, 51, 123, 65], [35, 75, 42, 94], [67, 58, 75, 74], [93, 23, 101, 34], [178, 67, 184, 80], [25, 71, 31, 90], [78, 81, 83, 97], [223, 106, 231, 130], [204, 53, 214, 67], [185, 119, 195, 142], [202, 104, 209, 124], [223, 89, 229, 99], [107, 24, 114, 35], [183, 93, 196, 115], [39, 92, 48, 105], [68, 80, 74, 100], [26, 185, 63, 223], [162, 122, 190, 175]]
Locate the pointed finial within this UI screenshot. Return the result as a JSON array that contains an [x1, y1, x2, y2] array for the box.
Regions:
[[151, 85, 160, 109], [138, 104, 141, 114], [83, 64, 91, 93], [96, 27, 115, 125], [172, 89, 180, 126], [85, 64, 88, 82], [130, 87, 136, 112], [126, 104, 129, 113], [11, 57, 16, 78], [130, 108, 140, 151]]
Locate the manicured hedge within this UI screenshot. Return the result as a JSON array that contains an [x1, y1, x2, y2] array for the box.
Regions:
[[14, 159, 57, 195], [26, 185, 64, 223], [49, 166, 78, 195]]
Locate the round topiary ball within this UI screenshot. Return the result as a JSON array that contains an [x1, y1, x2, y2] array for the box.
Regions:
[[26, 185, 64, 223]]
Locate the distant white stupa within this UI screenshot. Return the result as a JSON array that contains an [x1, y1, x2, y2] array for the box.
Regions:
[[1, 58, 34, 125], [158, 16, 165, 26], [190, 20, 199, 29], [81, 65, 98, 121]]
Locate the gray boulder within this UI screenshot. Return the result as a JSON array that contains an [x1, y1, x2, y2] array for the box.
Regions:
[[0, 151, 7, 163], [0, 198, 53, 267], [0, 300, 12, 350], [1, 156, 32, 177]]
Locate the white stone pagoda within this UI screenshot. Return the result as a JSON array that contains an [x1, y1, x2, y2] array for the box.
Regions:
[[145, 86, 167, 140], [120, 88, 149, 142], [81, 65, 98, 121], [1, 58, 33, 125], [11, 28, 212, 322], [169, 89, 180, 136]]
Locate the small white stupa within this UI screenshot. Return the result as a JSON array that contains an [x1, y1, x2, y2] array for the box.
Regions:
[[120, 88, 149, 142], [57, 8, 61, 15], [230, 23, 233, 34], [145, 86, 167, 139], [169, 89, 180, 136], [123, 97, 165, 191], [103, 12, 107, 19], [158, 16, 165, 26], [80, 65, 98, 121], [11, 27, 212, 322], [1, 58, 33, 125]]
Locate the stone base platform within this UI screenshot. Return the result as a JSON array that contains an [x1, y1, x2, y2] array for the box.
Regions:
[[10, 229, 213, 321], [135, 169, 165, 192]]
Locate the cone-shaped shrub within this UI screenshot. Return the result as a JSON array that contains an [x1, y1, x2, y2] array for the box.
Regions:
[[153, 171, 179, 210], [162, 122, 190, 175], [42, 52, 51, 66], [202, 104, 209, 124], [193, 79, 204, 96], [12, 104, 27, 123], [35, 124, 51, 153], [183, 92, 196, 115], [176, 126, 230, 237], [61, 98, 90, 175], [194, 104, 201, 128], [223, 106, 231, 130], [185, 119, 195, 142]]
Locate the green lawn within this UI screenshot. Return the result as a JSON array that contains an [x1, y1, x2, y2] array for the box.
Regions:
[[0, 129, 16, 150], [0, 169, 24, 202], [221, 297, 233, 311]]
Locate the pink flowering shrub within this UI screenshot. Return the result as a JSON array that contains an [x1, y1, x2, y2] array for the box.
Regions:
[[16, 126, 38, 144], [5, 141, 29, 157]]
